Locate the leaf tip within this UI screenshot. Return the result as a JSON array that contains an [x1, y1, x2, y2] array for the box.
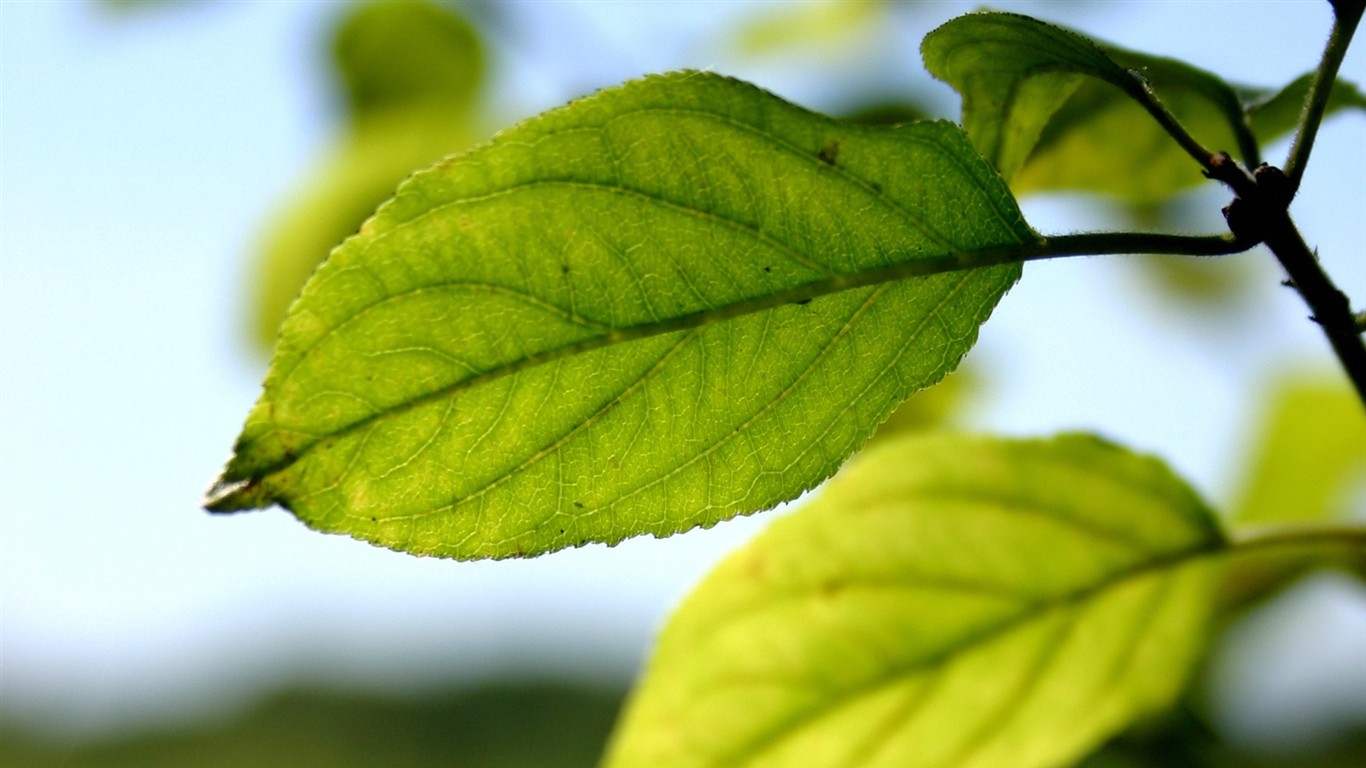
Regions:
[[202, 471, 272, 514]]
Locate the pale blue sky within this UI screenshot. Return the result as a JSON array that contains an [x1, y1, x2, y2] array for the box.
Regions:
[[1, 0, 1362, 742]]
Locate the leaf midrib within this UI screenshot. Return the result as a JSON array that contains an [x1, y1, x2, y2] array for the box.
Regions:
[[704, 538, 1222, 768]]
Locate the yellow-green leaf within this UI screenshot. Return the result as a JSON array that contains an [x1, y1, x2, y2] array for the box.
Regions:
[[1232, 376, 1366, 526], [605, 433, 1225, 768], [208, 72, 1037, 560]]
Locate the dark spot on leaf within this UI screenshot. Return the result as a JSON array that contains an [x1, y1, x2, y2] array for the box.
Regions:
[[574, 501, 585, 508], [794, 298, 813, 306], [561, 264, 570, 274], [818, 141, 840, 165], [763, 266, 772, 273], [559, 529, 565, 534], [818, 579, 844, 595], [870, 182, 882, 194]]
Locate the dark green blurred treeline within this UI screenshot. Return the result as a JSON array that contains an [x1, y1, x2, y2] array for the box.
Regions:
[[0, 682, 624, 768], [5, 679, 1365, 768]]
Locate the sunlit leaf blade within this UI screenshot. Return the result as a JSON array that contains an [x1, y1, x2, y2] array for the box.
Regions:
[[732, 0, 887, 58], [208, 72, 1036, 559], [922, 12, 1257, 203], [251, 115, 482, 350], [1012, 52, 1249, 203], [1213, 376, 1366, 615], [1244, 73, 1366, 147], [1232, 376, 1366, 526], [921, 12, 1119, 182], [1017, 67, 1366, 203], [864, 368, 976, 446], [604, 433, 1225, 768]]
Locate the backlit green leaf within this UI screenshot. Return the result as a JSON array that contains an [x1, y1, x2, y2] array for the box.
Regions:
[[1232, 376, 1366, 526], [1213, 377, 1366, 615], [604, 433, 1225, 768], [922, 12, 1261, 204], [1011, 57, 1246, 203], [208, 72, 1036, 559], [921, 12, 1119, 183], [1244, 73, 1366, 147]]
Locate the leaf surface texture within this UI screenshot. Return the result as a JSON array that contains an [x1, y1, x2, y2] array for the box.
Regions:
[[210, 72, 1034, 559], [923, 13, 1364, 203], [606, 433, 1224, 768]]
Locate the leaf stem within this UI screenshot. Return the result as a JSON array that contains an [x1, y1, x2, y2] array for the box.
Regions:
[[1035, 231, 1245, 259], [1230, 522, 1366, 554], [1261, 213, 1366, 409], [1284, 1, 1364, 193], [1121, 75, 1220, 173], [207, 231, 1252, 500]]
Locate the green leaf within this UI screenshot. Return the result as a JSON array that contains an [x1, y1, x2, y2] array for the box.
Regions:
[[333, 0, 485, 122], [207, 72, 1036, 559], [921, 12, 1119, 183], [864, 368, 977, 446], [1232, 376, 1366, 526], [251, 113, 481, 350], [922, 12, 1257, 204], [603, 433, 1225, 768], [1212, 377, 1366, 615], [1244, 73, 1366, 147]]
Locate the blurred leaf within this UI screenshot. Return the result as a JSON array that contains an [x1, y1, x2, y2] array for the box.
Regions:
[[1078, 707, 1366, 767], [1211, 376, 1366, 615], [95, 0, 195, 13], [1244, 73, 1366, 147], [1231, 377, 1366, 526], [733, 0, 887, 58], [1016, 67, 1366, 204], [333, 0, 485, 121], [1012, 54, 1248, 204], [1215, 535, 1366, 618], [604, 433, 1224, 768], [0, 681, 622, 768], [1136, 252, 1253, 303], [210, 72, 1035, 561], [864, 368, 976, 446], [251, 0, 489, 349], [842, 100, 928, 126]]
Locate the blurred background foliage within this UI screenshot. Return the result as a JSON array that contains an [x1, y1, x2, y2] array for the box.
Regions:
[[250, 0, 490, 349], [1, 681, 624, 768], [3, 0, 1362, 765]]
